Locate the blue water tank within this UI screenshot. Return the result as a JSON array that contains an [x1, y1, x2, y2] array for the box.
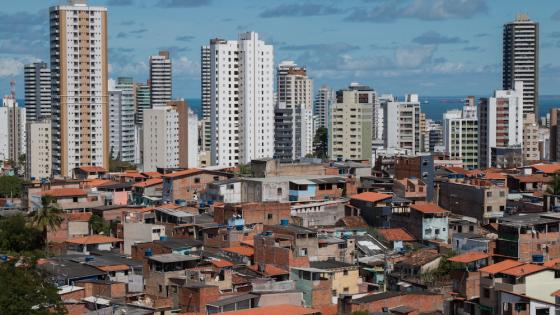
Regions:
[[85, 256, 95, 262], [532, 254, 544, 264], [160, 236, 168, 241], [145, 249, 153, 257], [280, 219, 289, 225]]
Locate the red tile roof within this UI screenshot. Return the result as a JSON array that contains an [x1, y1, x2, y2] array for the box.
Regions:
[[66, 235, 122, 245], [531, 163, 560, 174], [479, 260, 525, 274], [247, 264, 288, 276], [42, 188, 87, 198], [336, 216, 368, 228], [500, 263, 547, 277], [85, 179, 116, 188], [410, 203, 449, 214], [240, 239, 254, 247], [511, 174, 551, 183], [219, 304, 319, 315], [142, 171, 163, 178], [223, 246, 254, 257], [351, 191, 392, 203], [163, 168, 202, 179], [117, 171, 146, 178], [377, 228, 415, 242], [543, 258, 560, 268], [210, 259, 234, 268], [483, 172, 507, 180], [77, 165, 107, 173], [133, 178, 163, 188], [448, 251, 489, 263]]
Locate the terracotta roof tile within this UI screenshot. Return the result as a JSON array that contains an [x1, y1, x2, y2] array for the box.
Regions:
[[247, 264, 288, 276], [336, 216, 368, 228], [479, 260, 524, 274], [351, 191, 392, 203], [210, 259, 234, 268], [448, 251, 489, 263], [410, 203, 449, 214], [219, 304, 319, 315], [500, 263, 547, 277], [531, 163, 560, 174], [223, 246, 254, 257], [163, 168, 202, 179], [116, 172, 146, 178], [511, 174, 551, 183], [85, 179, 116, 188], [133, 178, 163, 188], [142, 171, 163, 178], [66, 235, 122, 245], [377, 228, 415, 242], [543, 258, 560, 268], [42, 188, 87, 198], [240, 239, 254, 247]]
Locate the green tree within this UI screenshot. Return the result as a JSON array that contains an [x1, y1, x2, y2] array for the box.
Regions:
[[0, 260, 67, 315], [109, 157, 136, 172], [31, 195, 64, 250], [0, 175, 25, 198], [313, 127, 328, 159], [89, 214, 111, 235], [546, 173, 560, 195], [0, 215, 43, 253]]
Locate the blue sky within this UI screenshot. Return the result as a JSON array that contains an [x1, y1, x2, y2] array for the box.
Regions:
[[1, 0, 559, 99]]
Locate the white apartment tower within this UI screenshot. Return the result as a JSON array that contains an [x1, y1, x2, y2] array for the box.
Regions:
[[479, 82, 524, 168], [149, 51, 172, 107], [200, 45, 212, 152], [50, 0, 109, 176], [0, 96, 26, 163], [443, 100, 479, 169], [209, 32, 274, 166], [314, 85, 335, 130], [273, 61, 314, 162], [382, 94, 421, 154], [108, 77, 136, 163], [26, 121, 52, 180], [503, 14, 539, 115], [24, 62, 51, 122], [143, 107, 180, 171]]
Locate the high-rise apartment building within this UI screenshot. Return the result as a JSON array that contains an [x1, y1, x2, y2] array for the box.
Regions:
[[209, 32, 274, 166], [382, 94, 421, 154], [134, 82, 150, 125], [523, 113, 539, 163], [149, 51, 172, 107], [26, 121, 52, 180], [330, 83, 375, 161], [478, 82, 524, 168], [24, 62, 51, 122], [108, 77, 135, 163], [142, 100, 197, 171], [50, 0, 109, 176], [273, 61, 314, 162], [503, 14, 539, 115], [443, 102, 479, 169], [200, 45, 212, 152], [0, 96, 26, 163], [314, 85, 334, 130]]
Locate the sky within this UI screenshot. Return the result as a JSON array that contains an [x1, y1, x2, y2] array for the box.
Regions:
[[1, 0, 560, 99]]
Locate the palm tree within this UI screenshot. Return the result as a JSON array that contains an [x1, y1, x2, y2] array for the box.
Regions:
[[31, 195, 64, 251]]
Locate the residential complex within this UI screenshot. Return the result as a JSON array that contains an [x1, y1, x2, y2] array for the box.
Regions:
[[108, 77, 136, 163], [0, 96, 26, 163], [149, 51, 172, 107], [330, 83, 375, 161], [209, 32, 274, 166], [383, 94, 422, 154], [443, 101, 479, 169], [26, 121, 52, 180], [49, 0, 109, 176]]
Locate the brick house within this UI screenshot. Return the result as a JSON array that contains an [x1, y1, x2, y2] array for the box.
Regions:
[[162, 168, 232, 204], [337, 291, 444, 315]]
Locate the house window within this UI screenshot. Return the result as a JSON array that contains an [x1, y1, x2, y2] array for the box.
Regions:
[[486, 191, 492, 197], [483, 288, 490, 298], [194, 177, 200, 184], [158, 285, 162, 293], [343, 287, 349, 293], [73, 197, 78, 202], [425, 229, 432, 235], [486, 206, 492, 212], [267, 213, 273, 220], [555, 270, 560, 278], [343, 270, 348, 276], [500, 206, 505, 212], [469, 225, 474, 232], [435, 229, 440, 234], [332, 290, 337, 296], [277, 187, 282, 195]]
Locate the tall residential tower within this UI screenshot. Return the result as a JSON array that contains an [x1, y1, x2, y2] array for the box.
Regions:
[[24, 62, 51, 122], [49, 0, 109, 176], [149, 50, 172, 107]]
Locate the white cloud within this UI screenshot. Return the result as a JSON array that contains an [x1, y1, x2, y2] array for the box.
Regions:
[[174, 56, 199, 76], [395, 45, 435, 68], [0, 57, 27, 77]]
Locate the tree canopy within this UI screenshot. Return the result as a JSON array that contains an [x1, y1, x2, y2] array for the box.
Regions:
[[0, 175, 25, 198], [0, 215, 44, 253], [0, 259, 66, 315], [313, 127, 328, 160]]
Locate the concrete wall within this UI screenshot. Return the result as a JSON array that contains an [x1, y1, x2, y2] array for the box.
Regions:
[[123, 222, 165, 255], [525, 270, 560, 303]]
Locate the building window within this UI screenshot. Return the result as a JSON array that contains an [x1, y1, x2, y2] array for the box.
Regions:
[[486, 191, 492, 197], [332, 290, 337, 296], [483, 288, 490, 298], [486, 206, 492, 212], [343, 270, 348, 276], [343, 287, 349, 293], [277, 187, 282, 195], [194, 177, 200, 183], [267, 213, 273, 220]]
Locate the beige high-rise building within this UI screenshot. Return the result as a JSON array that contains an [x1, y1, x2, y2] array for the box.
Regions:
[[50, 0, 109, 176], [26, 121, 52, 180], [523, 113, 539, 162], [330, 83, 375, 161]]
